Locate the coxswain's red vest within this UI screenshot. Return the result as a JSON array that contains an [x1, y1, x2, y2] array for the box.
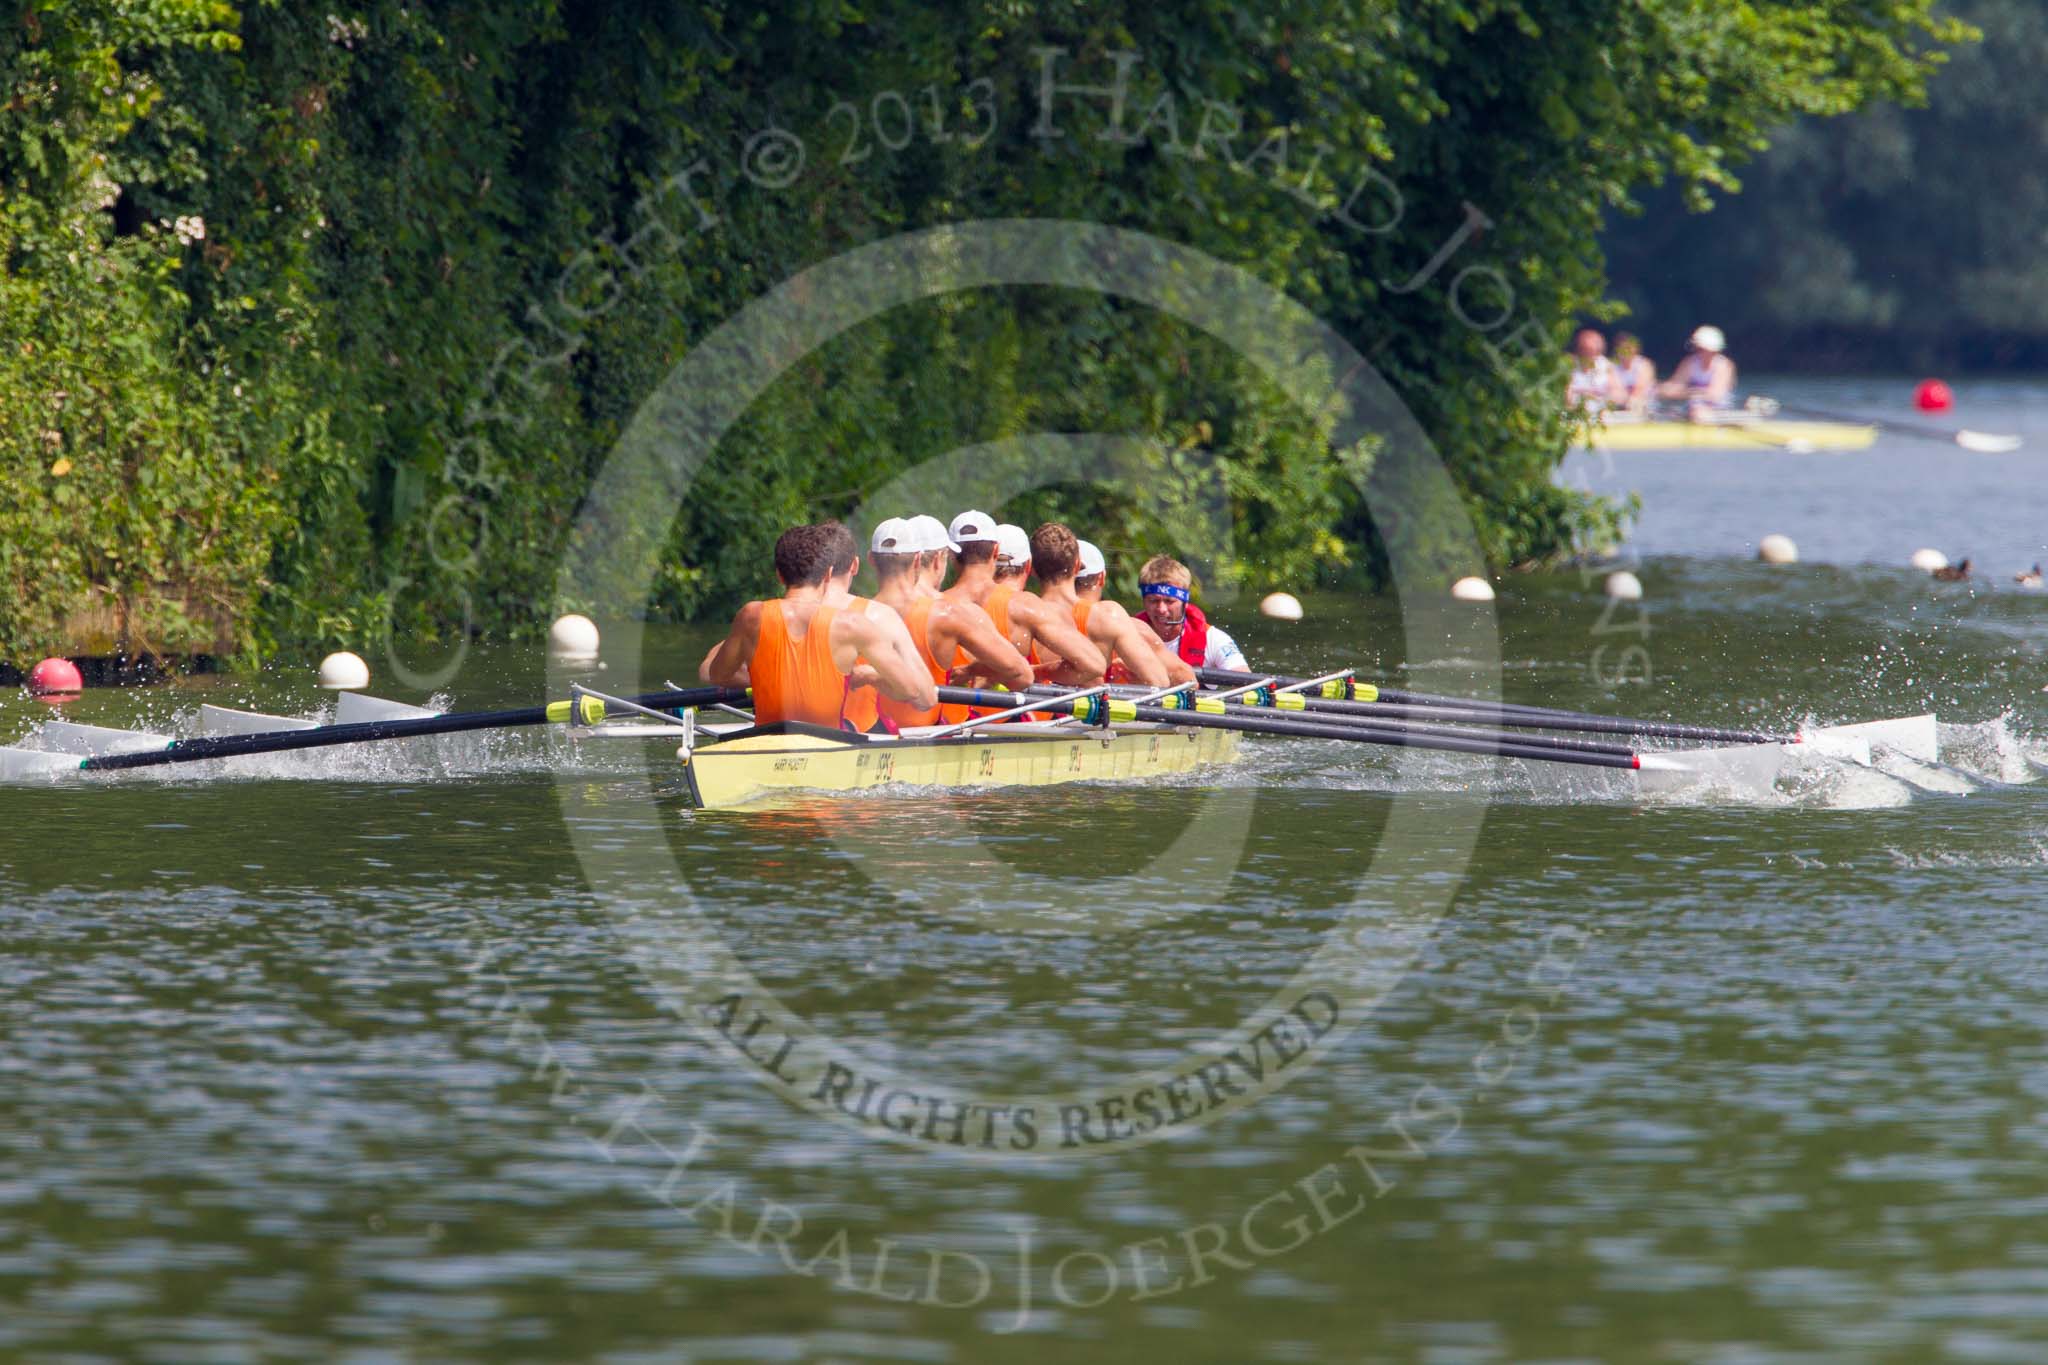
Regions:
[[1132, 600, 1210, 669]]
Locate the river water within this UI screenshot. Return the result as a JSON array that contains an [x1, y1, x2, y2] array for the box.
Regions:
[[4, 378, 2047, 1361]]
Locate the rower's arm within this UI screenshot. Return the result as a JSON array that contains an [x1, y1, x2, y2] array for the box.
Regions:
[[842, 602, 938, 710], [1094, 602, 1172, 688], [700, 602, 763, 685], [1016, 596, 1107, 681], [938, 603, 1034, 692], [1152, 634, 1198, 687]]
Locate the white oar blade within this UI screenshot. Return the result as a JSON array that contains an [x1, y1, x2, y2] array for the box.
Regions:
[[1802, 714, 1938, 764], [1957, 430, 2022, 453], [0, 746, 81, 780], [35, 721, 174, 757], [1635, 741, 1789, 795], [334, 692, 439, 724], [199, 704, 320, 737]]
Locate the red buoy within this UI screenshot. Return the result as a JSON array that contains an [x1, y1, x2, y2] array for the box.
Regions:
[[1914, 379, 1954, 413], [26, 656, 83, 704]]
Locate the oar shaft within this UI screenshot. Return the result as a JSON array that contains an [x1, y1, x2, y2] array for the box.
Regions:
[[1127, 703, 1641, 769], [1015, 685, 1641, 758], [1196, 668, 1787, 744], [932, 688, 1639, 770], [1291, 694, 1775, 745], [80, 686, 749, 772], [1766, 400, 1960, 444]]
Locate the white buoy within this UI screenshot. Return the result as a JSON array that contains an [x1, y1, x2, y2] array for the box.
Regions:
[[317, 650, 370, 690], [1450, 576, 1496, 603], [1758, 535, 1799, 565], [1258, 592, 1304, 621], [1909, 548, 1950, 574], [1604, 571, 1643, 601], [548, 612, 601, 661]]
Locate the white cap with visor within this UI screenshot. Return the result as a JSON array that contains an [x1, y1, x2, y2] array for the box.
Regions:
[[948, 510, 1000, 552]]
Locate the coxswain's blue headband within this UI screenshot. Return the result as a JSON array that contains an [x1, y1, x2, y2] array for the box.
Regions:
[[1140, 582, 1191, 603]]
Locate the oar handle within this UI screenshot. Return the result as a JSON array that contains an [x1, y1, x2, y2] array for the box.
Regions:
[[79, 686, 750, 771]]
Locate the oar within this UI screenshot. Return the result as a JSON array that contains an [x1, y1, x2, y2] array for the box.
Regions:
[[1195, 668, 1788, 745], [72, 686, 750, 773], [935, 687, 1641, 770], [1762, 399, 2021, 453], [1006, 681, 1643, 760]]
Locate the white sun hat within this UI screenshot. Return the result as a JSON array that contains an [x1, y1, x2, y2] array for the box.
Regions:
[[905, 514, 952, 553], [947, 510, 1000, 551], [994, 524, 1031, 567], [1691, 325, 1727, 354], [1076, 540, 1107, 578], [869, 517, 915, 553]]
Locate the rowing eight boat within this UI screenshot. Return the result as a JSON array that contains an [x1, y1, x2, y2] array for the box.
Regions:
[[681, 719, 1238, 809], [0, 680, 1945, 810]]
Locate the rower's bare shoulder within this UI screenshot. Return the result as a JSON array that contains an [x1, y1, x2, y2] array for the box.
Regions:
[[933, 595, 995, 628]]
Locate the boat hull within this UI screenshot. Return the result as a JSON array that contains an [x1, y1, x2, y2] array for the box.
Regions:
[[682, 721, 1240, 810], [1585, 419, 1876, 452]]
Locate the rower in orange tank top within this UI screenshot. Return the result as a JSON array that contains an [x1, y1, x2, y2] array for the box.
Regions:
[[837, 595, 881, 732], [749, 600, 847, 727], [985, 584, 1040, 670], [877, 597, 971, 727]]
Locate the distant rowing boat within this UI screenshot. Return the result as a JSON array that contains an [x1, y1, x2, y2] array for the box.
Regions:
[[1583, 414, 1878, 452]]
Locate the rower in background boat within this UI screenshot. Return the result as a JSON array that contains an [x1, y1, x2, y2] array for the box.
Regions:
[[1566, 328, 1626, 413], [1932, 558, 1972, 582], [1129, 554, 1249, 673], [1657, 325, 1738, 423], [698, 521, 934, 727], [860, 513, 1033, 726], [1030, 524, 1179, 688], [1612, 332, 1656, 415]]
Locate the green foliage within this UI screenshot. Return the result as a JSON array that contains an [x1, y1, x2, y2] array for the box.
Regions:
[[0, 0, 1962, 663], [1605, 1, 2023, 368]]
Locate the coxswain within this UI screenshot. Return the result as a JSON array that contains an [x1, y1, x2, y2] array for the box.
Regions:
[[863, 513, 1032, 727], [1657, 325, 1737, 423], [1073, 541, 1197, 686], [1129, 555, 1248, 673], [699, 521, 933, 727], [1030, 524, 1177, 687]]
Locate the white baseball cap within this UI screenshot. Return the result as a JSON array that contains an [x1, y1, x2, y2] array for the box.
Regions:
[[994, 524, 1031, 568], [1690, 325, 1726, 354], [869, 517, 915, 554], [948, 510, 999, 550], [1077, 540, 1106, 578], [905, 514, 952, 553]]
